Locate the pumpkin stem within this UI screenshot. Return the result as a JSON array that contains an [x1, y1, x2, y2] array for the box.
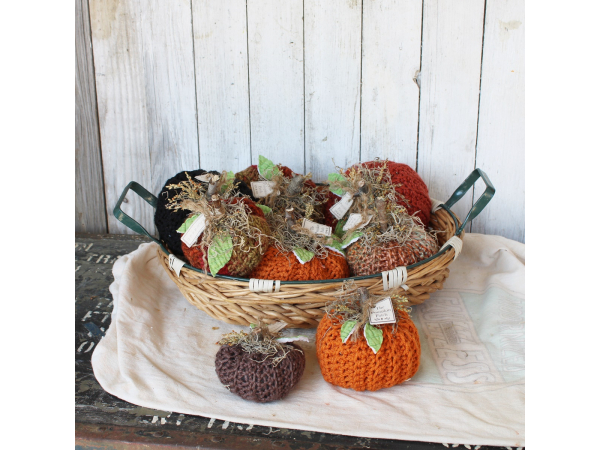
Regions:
[[211, 194, 226, 216], [285, 207, 296, 228], [376, 197, 389, 233], [206, 174, 221, 199], [286, 175, 305, 196], [354, 179, 369, 198]]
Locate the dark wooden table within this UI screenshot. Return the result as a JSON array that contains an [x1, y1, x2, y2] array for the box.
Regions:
[[75, 234, 501, 450]]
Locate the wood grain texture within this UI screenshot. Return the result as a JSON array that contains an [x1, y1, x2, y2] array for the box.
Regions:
[[471, 0, 524, 243], [247, 0, 305, 174], [76, 0, 107, 233], [417, 0, 486, 224], [192, 0, 251, 173], [89, 0, 198, 235], [361, 0, 422, 168], [304, 0, 361, 181]]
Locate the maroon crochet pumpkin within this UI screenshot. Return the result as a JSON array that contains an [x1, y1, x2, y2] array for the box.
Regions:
[[215, 343, 305, 402]]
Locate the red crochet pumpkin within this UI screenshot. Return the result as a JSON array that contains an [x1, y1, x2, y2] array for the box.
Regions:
[[181, 197, 271, 277]]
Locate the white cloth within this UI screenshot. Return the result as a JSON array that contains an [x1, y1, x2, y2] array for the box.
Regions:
[[92, 233, 525, 447]]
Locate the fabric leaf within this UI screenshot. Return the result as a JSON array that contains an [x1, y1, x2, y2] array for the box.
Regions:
[[257, 204, 272, 215], [328, 173, 347, 197], [293, 247, 315, 264], [177, 215, 200, 233], [341, 231, 364, 248], [340, 320, 358, 343], [333, 220, 347, 238], [208, 233, 234, 275], [325, 237, 345, 256], [220, 171, 235, 193], [364, 323, 384, 354], [258, 155, 280, 180]]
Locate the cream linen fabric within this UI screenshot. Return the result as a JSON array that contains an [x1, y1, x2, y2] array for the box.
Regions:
[[92, 233, 525, 447]]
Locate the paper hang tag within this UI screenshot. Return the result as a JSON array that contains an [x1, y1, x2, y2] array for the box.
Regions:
[[343, 213, 373, 231], [329, 192, 354, 220], [368, 297, 397, 325], [168, 254, 185, 277], [195, 173, 213, 183], [301, 218, 332, 236], [180, 214, 207, 247], [251, 181, 277, 198]]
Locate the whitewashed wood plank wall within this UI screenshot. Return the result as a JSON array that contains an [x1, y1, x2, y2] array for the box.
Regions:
[[76, 0, 525, 243]]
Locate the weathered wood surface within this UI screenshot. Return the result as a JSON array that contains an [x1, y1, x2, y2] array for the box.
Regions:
[[77, 0, 525, 243], [193, 0, 252, 173], [471, 0, 525, 243], [75, 234, 499, 449], [304, 0, 361, 181], [417, 0, 486, 228], [89, 0, 199, 235], [360, 0, 423, 167], [76, 0, 106, 233], [247, 0, 305, 174]]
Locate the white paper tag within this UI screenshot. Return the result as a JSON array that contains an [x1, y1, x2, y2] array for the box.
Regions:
[[168, 254, 185, 277], [343, 213, 373, 231], [369, 297, 397, 325], [180, 214, 207, 247], [329, 192, 354, 220], [195, 173, 213, 182], [251, 181, 277, 198], [301, 218, 332, 236]]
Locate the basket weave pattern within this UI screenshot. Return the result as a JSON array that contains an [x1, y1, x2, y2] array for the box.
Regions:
[[158, 208, 463, 328]]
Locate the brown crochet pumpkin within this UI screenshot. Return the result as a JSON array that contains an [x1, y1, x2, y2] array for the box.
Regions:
[[182, 197, 271, 277], [316, 309, 420, 391], [249, 246, 349, 281], [215, 343, 305, 402], [345, 227, 439, 276]]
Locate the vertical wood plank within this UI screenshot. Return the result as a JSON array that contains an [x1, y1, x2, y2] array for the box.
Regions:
[[192, 0, 251, 173], [417, 0, 485, 223], [471, 0, 524, 242], [304, 0, 361, 180], [89, 0, 198, 235], [361, 0, 423, 168], [76, 0, 107, 233], [247, 0, 305, 174]]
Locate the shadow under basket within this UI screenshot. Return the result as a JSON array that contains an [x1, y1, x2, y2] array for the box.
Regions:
[[114, 169, 494, 328]]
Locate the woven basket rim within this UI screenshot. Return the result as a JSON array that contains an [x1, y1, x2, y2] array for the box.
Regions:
[[161, 203, 460, 285]]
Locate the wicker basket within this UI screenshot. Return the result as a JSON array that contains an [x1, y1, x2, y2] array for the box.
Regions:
[[114, 169, 494, 328]]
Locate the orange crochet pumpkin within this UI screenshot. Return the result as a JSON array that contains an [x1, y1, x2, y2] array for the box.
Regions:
[[316, 309, 420, 391], [249, 246, 349, 281]]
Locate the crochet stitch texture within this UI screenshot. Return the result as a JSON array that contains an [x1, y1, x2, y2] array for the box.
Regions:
[[215, 343, 305, 402], [154, 169, 253, 258], [249, 246, 349, 281], [316, 310, 420, 391]]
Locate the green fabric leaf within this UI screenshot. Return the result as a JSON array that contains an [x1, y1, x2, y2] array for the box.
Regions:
[[258, 155, 280, 180], [293, 247, 315, 264], [257, 204, 272, 215], [325, 237, 345, 256], [341, 231, 364, 248], [220, 171, 235, 193], [328, 173, 347, 196], [208, 233, 234, 275], [333, 220, 347, 238], [177, 215, 200, 233], [364, 323, 384, 354], [340, 320, 358, 343]]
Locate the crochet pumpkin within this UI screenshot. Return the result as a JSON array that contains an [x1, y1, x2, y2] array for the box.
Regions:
[[249, 245, 349, 281], [316, 287, 420, 391], [155, 169, 252, 258], [350, 160, 432, 226], [215, 324, 306, 402], [181, 197, 271, 277]]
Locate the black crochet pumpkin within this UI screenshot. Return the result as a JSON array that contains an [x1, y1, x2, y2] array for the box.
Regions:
[[215, 343, 305, 403], [154, 169, 253, 258]]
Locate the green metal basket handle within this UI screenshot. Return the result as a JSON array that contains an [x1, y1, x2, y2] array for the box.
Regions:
[[442, 168, 495, 235], [113, 181, 162, 245]]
